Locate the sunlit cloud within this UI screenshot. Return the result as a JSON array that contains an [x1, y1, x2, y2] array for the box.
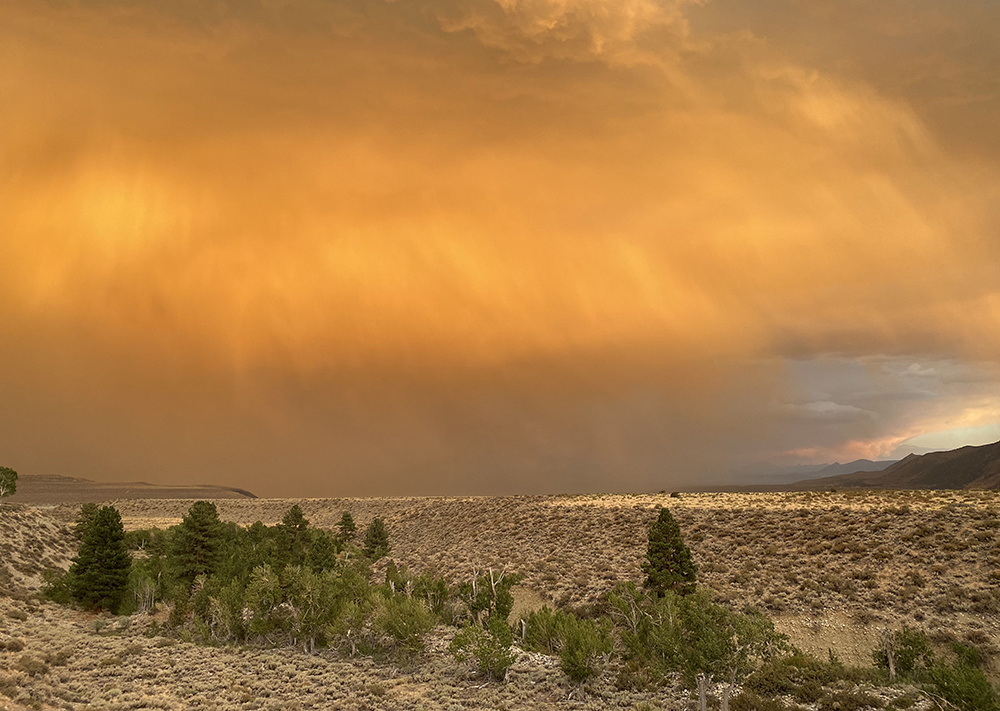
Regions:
[[1, 0, 999, 494]]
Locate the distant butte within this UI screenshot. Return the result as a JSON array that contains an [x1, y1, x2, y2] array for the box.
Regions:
[[8, 473, 257, 504]]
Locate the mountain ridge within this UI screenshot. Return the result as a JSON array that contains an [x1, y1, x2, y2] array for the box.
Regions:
[[782, 440, 1000, 490]]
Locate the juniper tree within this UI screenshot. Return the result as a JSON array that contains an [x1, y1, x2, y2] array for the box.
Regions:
[[642, 506, 697, 597], [69, 505, 131, 612]]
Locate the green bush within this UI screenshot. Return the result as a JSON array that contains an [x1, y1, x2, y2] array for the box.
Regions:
[[457, 569, 523, 628], [449, 616, 518, 680], [16, 655, 48, 677], [731, 691, 789, 711], [559, 615, 613, 683], [926, 646, 999, 711], [817, 690, 882, 711], [745, 651, 871, 698], [0, 466, 17, 498], [873, 627, 934, 680], [608, 582, 786, 688], [373, 595, 435, 659], [523, 605, 565, 655]]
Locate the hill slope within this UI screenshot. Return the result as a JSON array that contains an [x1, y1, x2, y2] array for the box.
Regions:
[[788, 440, 1000, 490], [0, 504, 75, 596]]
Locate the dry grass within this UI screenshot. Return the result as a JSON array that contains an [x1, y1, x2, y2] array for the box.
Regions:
[[4, 490, 998, 709], [85, 491, 1000, 629], [0, 505, 75, 598], [0, 598, 693, 711]]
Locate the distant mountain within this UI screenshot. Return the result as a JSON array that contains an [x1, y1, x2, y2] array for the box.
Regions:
[[785, 440, 1000, 490], [738, 458, 897, 485], [8, 473, 257, 504], [813, 459, 898, 477]]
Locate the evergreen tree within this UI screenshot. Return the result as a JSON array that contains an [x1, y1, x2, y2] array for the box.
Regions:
[[0, 466, 17, 498], [170, 500, 223, 586], [306, 528, 339, 573], [336, 511, 357, 545], [363, 517, 390, 561], [69, 505, 131, 612], [642, 507, 697, 597], [73, 503, 100, 540], [279, 505, 311, 568]]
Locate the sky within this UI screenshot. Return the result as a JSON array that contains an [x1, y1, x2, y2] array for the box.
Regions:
[[1, 0, 999, 496]]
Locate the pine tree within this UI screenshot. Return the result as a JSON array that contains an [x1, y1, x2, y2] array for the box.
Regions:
[[73, 502, 100, 540], [170, 500, 223, 586], [642, 507, 697, 597], [363, 517, 390, 561], [336, 511, 357, 545], [69, 505, 131, 612], [280, 505, 311, 568]]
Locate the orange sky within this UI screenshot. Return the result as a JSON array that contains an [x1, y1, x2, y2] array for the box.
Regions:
[[2, 0, 999, 495]]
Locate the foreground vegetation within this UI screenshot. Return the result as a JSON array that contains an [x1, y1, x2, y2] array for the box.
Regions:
[[14, 498, 994, 711], [0, 492, 998, 711]]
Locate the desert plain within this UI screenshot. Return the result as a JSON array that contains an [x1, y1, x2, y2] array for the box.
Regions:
[[2, 489, 999, 710]]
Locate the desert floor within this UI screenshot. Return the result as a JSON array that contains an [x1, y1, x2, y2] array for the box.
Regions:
[[3, 490, 999, 709]]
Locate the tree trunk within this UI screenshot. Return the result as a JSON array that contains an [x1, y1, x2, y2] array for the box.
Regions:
[[696, 673, 709, 711], [884, 629, 896, 682]]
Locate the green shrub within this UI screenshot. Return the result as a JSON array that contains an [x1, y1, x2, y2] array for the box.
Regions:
[[559, 614, 612, 683], [0, 466, 16, 498], [794, 679, 823, 703], [873, 627, 934, 680], [523, 605, 564, 655], [42, 649, 72, 667], [927, 651, 999, 711], [609, 582, 786, 688], [457, 570, 523, 628], [731, 691, 789, 711], [817, 690, 882, 711], [450, 616, 517, 681], [373, 595, 435, 659], [614, 659, 663, 691]]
